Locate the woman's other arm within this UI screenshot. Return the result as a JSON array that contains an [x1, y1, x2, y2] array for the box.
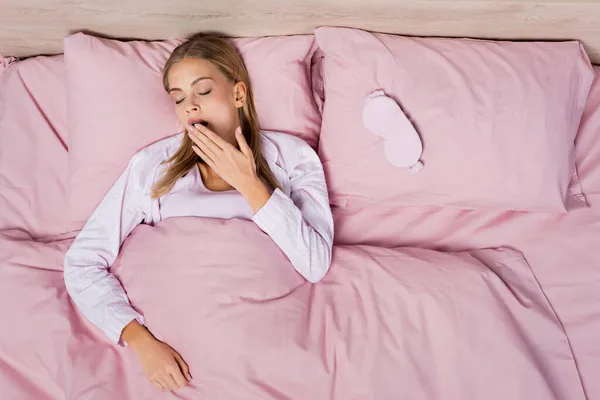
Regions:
[[63, 153, 150, 345], [250, 138, 334, 283]]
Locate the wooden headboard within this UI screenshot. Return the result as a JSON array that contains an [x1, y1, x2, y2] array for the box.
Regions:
[[2, 0, 600, 63]]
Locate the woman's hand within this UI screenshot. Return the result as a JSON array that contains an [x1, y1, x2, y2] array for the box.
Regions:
[[187, 125, 258, 195], [187, 124, 272, 211], [123, 321, 192, 392]]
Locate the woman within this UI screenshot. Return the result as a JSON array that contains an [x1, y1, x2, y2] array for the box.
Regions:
[[63, 35, 334, 393]]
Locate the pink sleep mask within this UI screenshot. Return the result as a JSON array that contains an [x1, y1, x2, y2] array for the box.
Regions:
[[362, 90, 423, 172]]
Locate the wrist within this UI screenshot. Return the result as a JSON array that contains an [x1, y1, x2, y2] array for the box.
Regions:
[[241, 178, 272, 213], [240, 177, 268, 198], [121, 319, 153, 349]]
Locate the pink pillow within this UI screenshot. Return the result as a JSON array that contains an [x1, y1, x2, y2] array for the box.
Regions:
[[314, 27, 594, 212], [0, 55, 69, 239], [64, 33, 319, 229], [573, 66, 600, 206]]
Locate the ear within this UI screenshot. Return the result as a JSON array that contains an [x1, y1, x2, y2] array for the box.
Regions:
[[233, 81, 248, 108]]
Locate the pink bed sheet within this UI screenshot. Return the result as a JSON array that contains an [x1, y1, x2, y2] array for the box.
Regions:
[[0, 54, 599, 400]]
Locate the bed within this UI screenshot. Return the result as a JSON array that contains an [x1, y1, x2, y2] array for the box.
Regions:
[[1, 1, 599, 399]]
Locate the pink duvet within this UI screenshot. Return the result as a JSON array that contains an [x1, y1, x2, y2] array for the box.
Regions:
[[0, 221, 586, 399]]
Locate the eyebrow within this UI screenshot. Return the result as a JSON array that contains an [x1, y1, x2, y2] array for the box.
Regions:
[[168, 77, 212, 93]]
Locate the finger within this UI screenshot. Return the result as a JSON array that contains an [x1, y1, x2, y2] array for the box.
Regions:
[[189, 133, 218, 162], [190, 133, 223, 161], [173, 352, 192, 381], [170, 369, 188, 389], [235, 127, 252, 158], [192, 123, 231, 150], [187, 128, 213, 151], [150, 379, 164, 391], [162, 372, 180, 391], [192, 145, 216, 169], [153, 377, 168, 391], [188, 124, 227, 152], [186, 127, 203, 147]]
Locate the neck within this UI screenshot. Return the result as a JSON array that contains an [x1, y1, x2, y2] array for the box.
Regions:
[[197, 162, 234, 191], [198, 162, 216, 179]]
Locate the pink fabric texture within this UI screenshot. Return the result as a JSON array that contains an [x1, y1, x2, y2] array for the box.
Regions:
[[331, 66, 600, 398], [108, 220, 584, 399], [64, 33, 320, 229], [314, 27, 594, 212], [2, 221, 588, 399], [0, 55, 69, 239], [575, 67, 600, 198]]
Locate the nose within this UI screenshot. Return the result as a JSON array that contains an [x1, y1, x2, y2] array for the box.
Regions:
[[185, 99, 199, 114]]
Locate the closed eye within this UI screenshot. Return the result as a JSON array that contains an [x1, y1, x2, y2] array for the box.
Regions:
[[174, 89, 210, 104]]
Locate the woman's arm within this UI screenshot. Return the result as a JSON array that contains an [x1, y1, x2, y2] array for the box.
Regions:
[[65, 151, 192, 390], [249, 142, 334, 283], [63, 154, 150, 346]]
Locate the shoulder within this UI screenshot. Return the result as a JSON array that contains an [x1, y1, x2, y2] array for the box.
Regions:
[[260, 130, 314, 154], [129, 133, 184, 171], [260, 130, 320, 172]]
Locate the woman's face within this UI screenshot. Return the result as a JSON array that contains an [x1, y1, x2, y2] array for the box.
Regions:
[[167, 57, 246, 144]]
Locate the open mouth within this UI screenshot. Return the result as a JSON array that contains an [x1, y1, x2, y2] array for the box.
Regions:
[[189, 119, 209, 128]]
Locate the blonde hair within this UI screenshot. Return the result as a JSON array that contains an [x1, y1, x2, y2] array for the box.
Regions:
[[151, 34, 279, 199]]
